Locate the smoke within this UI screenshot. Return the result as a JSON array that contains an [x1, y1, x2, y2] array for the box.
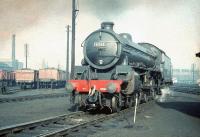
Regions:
[[79, 0, 185, 19], [79, 0, 134, 20], [157, 88, 173, 102], [0, 0, 69, 42], [78, 0, 200, 68], [0, 0, 70, 61]]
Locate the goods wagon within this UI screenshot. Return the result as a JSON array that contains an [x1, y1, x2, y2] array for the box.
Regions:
[[15, 69, 39, 89], [39, 68, 66, 88]]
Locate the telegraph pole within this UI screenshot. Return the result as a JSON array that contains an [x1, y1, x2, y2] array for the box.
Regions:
[[71, 0, 79, 79], [24, 43, 28, 69], [66, 25, 70, 80]]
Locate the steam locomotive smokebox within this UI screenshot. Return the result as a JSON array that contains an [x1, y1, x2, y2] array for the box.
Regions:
[[101, 22, 114, 31], [83, 22, 122, 70]]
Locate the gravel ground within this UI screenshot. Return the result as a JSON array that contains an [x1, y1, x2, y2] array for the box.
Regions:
[[0, 96, 72, 127], [0, 88, 67, 99], [87, 89, 200, 137], [0, 88, 200, 137]]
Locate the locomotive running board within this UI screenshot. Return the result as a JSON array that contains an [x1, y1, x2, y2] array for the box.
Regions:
[[68, 80, 123, 93]]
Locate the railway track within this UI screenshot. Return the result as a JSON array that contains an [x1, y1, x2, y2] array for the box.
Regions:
[[0, 93, 69, 104], [0, 107, 136, 137], [170, 84, 200, 95], [1, 87, 66, 95], [0, 86, 21, 95]]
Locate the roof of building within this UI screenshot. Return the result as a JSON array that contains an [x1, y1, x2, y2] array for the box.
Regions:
[[0, 62, 13, 71]]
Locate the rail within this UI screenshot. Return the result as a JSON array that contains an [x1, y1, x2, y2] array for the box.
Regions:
[[0, 106, 143, 137]]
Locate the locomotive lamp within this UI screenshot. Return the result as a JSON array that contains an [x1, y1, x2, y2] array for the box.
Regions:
[[65, 82, 74, 92], [107, 83, 117, 94], [99, 60, 103, 65]]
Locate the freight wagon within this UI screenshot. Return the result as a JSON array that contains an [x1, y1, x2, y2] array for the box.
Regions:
[[39, 68, 66, 89], [0, 70, 16, 94], [15, 69, 39, 89]]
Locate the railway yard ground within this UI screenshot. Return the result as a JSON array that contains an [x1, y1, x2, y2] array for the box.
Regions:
[[0, 88, 67, 98], [0, 88, 68, 103], [0, 84, 200, 137]]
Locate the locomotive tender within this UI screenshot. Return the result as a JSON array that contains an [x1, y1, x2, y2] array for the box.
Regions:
[[66, 22, 172, 112]]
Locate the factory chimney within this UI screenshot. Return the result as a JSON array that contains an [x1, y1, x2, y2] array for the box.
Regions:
[[12, 34, 16, 67]]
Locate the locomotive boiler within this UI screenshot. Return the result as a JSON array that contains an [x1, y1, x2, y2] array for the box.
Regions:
[[66, 22, 172, 112]]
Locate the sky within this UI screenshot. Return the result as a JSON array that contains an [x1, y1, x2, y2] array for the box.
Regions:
[[0, 0, 199, 70]]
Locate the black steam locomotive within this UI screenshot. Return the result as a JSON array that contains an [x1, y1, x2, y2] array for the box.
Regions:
[[66, 22, 172, 112]]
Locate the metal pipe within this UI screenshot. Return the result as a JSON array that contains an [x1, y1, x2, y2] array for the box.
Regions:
[[133, 94, 138, 124], [70, 0, 76, 79]]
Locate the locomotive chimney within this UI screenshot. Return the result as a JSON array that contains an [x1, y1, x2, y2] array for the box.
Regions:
[[101, 22, 114, 31]]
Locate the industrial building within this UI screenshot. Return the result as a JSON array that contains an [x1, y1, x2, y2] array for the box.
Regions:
[[173, 67, 200, 84], [0, 59, 23, 71], [0, 34, 23, 71]]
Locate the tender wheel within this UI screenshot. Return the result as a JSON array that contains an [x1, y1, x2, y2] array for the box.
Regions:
[[78, 94, 86, 109], [111, 96, 121, 112], [128, 97, 133, 108], [70, 90, 76, 104], [137, 92, 142, 105], [126, 96, 134, 108], [140, 92, 148, 103], [143, 93, 148, 103], [151, 88, 156, 100]]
